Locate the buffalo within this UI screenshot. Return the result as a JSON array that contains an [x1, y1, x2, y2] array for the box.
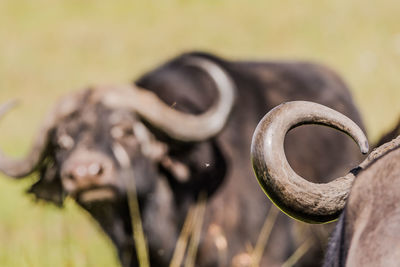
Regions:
[[251, 100, 400, 266], [1, 51, 367, 266]]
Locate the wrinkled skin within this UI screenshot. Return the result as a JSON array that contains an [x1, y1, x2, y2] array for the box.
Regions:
[[5, 51, 366, 266]]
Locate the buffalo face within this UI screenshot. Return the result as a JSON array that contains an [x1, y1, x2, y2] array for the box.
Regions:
[[26, 90, 161, 209], [15, 89, 184, 267]]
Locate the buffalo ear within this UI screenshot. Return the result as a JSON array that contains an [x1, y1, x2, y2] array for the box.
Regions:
[[160, 156, 190, 183], [27, 160, 66, 207], [159, 140, 227, 197]]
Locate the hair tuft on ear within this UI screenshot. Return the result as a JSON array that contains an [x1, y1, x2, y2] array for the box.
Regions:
[[27, 159, 66, 207]]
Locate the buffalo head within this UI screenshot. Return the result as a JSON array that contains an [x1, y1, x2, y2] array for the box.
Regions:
[[0, 57, 236, 266]]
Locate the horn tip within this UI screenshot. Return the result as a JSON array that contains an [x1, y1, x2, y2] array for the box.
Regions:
[[361, 140, 369, 155]]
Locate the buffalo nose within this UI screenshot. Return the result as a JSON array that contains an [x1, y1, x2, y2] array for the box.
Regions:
[[66, 162, 104, 186]]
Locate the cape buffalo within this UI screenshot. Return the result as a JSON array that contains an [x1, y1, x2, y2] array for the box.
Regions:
[[0, 52, 366, 266], [251, 100, 400, 266]]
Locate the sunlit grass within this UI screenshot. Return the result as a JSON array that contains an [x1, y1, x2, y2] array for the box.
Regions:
[[0, 175, 119, 267], [0, 0, 399, 266]]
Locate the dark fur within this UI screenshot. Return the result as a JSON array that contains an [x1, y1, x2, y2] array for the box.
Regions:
[[322, 212, 348, 267], [12, 51, 366, 266]]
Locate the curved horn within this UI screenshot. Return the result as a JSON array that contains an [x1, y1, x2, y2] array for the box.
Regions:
[[251, 101, 369, 223], [0, 94, 81, 178], [102, 57, 236, 142]]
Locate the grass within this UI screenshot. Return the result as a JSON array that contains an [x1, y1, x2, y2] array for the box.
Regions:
[[0, 0, 399, 266]]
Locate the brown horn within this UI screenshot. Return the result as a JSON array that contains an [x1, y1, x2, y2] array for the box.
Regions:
[[251, 101, 369, 223], [101, 57, 236, 142], [0, 93, 82, 178]]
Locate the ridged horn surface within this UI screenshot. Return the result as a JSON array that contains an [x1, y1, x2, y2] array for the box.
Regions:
[[251, 101, 368, 223]]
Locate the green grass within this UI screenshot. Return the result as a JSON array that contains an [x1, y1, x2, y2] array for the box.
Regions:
[[0, 0, 399, 266]]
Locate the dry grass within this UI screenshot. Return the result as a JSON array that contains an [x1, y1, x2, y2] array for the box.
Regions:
[[0, 0, 399, 266]]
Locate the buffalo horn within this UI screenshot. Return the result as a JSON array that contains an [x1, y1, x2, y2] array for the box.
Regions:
[[251, 101, 369, 223], [0, 94, 81, 178], [102, 57, 236, 142]]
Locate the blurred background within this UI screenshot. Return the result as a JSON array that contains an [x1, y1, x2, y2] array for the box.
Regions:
[[0, 0, 399, 266]]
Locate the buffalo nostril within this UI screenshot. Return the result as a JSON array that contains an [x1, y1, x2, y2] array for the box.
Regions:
[[88, 162, 103, 176], [76, 165, 88, 177], [66, 173, 75, 180]]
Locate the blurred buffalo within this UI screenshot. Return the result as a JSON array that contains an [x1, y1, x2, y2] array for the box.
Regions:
[[0, 52, 367, 266]]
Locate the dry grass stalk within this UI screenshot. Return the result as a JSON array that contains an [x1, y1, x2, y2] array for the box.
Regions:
[[124, 169, 150, 267], [169, 192, 207, 267], [184, 192, 207, 267], [169, 206, 196, 267], [250, 205, 279, 267], [281, 237, 313, 267]]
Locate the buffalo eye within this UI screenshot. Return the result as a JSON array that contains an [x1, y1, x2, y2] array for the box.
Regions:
[[57, 134, 74, 150]]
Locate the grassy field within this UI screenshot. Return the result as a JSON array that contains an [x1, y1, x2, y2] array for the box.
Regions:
[[0, 0, 399, 266]]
